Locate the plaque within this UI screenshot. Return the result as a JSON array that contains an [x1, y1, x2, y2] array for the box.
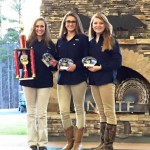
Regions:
[[82, 56, 97, 67], [42, 53, 54, 67], [58, 58, 74, 70]]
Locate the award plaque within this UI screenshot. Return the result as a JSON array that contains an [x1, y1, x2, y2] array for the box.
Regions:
[[58, 58, 74, 70], [14, 34, 36, 80], [42, 53, 54, 67], [82, 56, 97, 67]]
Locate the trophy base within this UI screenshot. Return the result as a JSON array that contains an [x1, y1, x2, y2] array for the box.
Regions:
[[18, 77, 35, 80], [84, 64, 94, 67], [60, 66, 68, 70]]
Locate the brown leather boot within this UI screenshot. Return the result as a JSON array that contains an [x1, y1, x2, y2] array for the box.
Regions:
[[100, 124, 116, 150], [71, 126, 84, 150], [90, 122, 106, 150], [62, 126, 74, 150]]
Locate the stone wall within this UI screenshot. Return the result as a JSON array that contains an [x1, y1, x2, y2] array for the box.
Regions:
[[41, 0, 150, 41], [40, 0, 150, 137], [48, 112, 150, 138]]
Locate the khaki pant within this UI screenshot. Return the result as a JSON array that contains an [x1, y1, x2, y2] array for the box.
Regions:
[[22, 86, 50, 147], [91, 83, 117, 125], [57, 82, 87, 129]]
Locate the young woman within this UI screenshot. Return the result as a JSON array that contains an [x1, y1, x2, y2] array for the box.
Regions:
[[20, 17, 57, 150], [87, 12, 122, 150], [56, 11, 89, 150]]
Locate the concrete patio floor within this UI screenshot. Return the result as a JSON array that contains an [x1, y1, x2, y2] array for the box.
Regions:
[[0, 135, 150, 150]]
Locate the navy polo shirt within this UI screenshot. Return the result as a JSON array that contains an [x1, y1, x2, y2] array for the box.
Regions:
[[20, 40, 57, 88], [56, 34, 89, 85], [88, 36, 122, 86]]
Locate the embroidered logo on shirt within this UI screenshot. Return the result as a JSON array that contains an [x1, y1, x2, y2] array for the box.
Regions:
[[75, 38, 79, 41], [73, 38, 79, 45]]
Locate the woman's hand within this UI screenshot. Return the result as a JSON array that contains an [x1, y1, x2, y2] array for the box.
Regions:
[[50, 59, 58, 67], [88, 65, 102, 72], [67, 64, 76, 72]]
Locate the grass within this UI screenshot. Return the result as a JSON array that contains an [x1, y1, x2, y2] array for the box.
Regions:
[[0, 109, 27, 135]]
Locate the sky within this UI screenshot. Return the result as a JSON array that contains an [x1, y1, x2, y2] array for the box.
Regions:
[[21, 0, 41, 35], [1, 0, 41, 36]]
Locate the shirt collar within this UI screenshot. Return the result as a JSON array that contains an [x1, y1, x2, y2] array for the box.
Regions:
[[62, 33, 79, 41]]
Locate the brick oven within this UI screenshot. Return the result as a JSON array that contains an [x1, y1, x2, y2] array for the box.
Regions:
[[40, 0, 150, 137]]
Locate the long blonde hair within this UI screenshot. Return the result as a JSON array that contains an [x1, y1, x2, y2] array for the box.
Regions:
[[27, 17, 53, 47], [58, 11, 84, 38], [89, 12, 115, 51]]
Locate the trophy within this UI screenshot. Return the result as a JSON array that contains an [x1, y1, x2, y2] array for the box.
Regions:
[[82, 56, 97, 67], [58, 58, 74, 70], [14, 25, 36, 80], [42, 53, 54, 67]]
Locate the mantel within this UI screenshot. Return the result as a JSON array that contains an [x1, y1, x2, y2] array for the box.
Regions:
[[118, 39, 150, 45]]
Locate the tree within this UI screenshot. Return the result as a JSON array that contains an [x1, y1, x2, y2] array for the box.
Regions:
[[0, 0, 26, 108], [9, 0, 25, 30], [2, 28, 19, 43], [0, 43, 20, 109]]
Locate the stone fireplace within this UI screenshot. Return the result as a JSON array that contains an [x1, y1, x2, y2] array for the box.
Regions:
[[40, 0, 150, 137]]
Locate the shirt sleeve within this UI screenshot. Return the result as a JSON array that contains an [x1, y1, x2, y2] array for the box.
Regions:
[[75, 35, 89, 69], [49, 42, 58, 71]]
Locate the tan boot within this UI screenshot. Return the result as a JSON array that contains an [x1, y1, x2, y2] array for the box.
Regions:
[[90, 122, 106, 150], [62, 126, 74, 150], [71, 126, 84, 150]]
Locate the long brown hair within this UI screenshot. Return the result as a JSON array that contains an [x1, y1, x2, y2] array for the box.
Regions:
[[27, 17, 52, 47], [58, 11, 84, 38], [89, 12, 115, 51]]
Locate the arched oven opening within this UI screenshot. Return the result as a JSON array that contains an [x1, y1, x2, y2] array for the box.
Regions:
[[84, 66, 150, 115], [116, 66, 150, 114]]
